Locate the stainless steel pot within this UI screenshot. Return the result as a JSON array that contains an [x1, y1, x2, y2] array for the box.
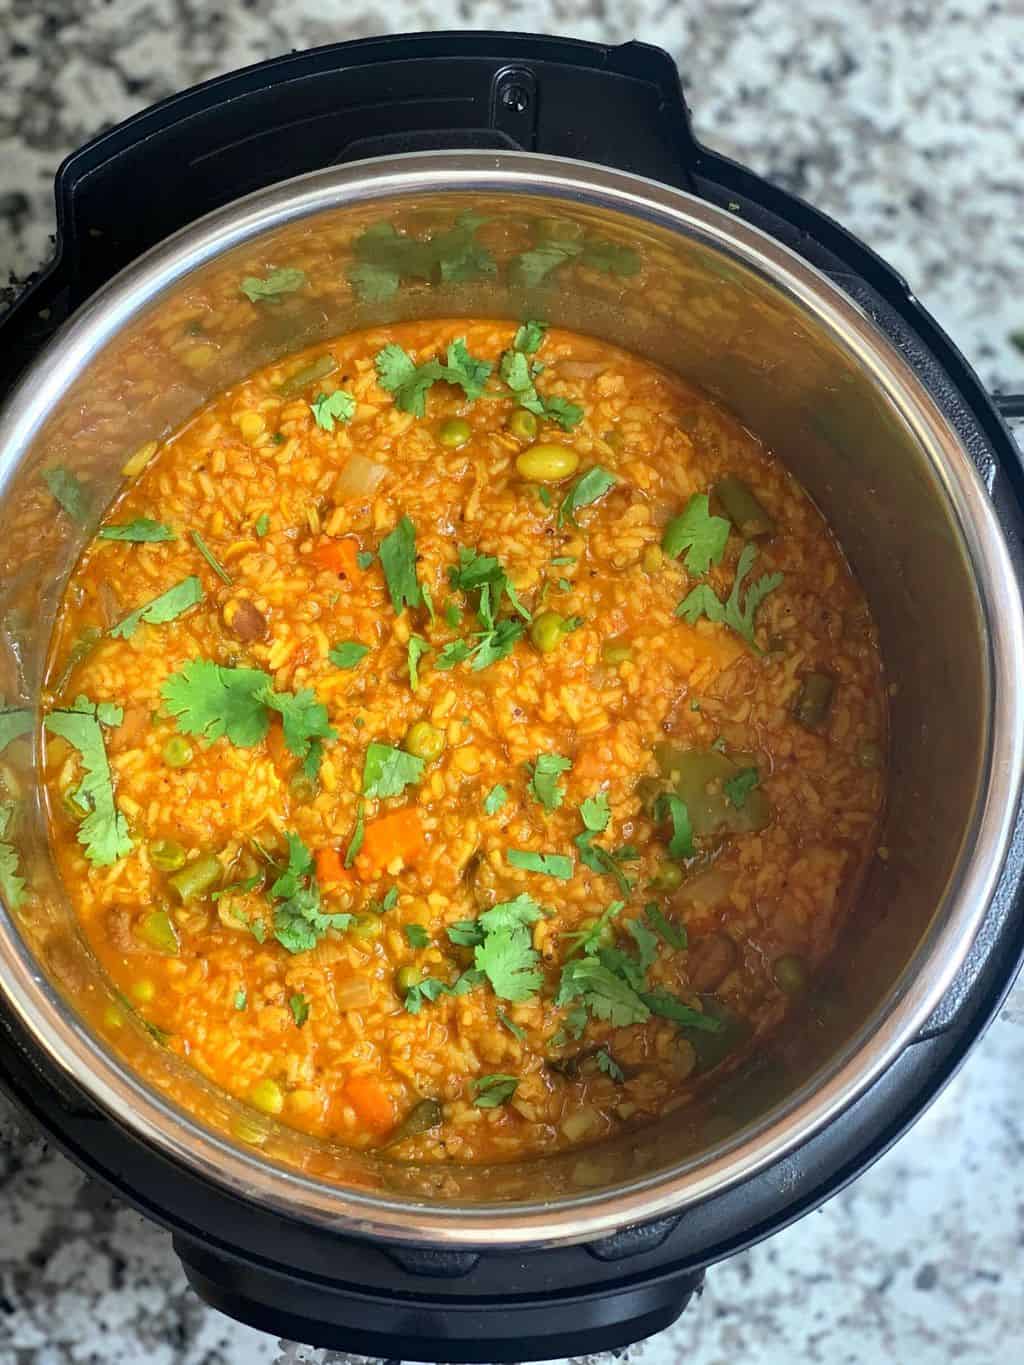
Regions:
[[1, 150, 1022, 1249]]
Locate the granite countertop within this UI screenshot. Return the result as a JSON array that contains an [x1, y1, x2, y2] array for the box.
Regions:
[[2, 2, 1023, 1362]]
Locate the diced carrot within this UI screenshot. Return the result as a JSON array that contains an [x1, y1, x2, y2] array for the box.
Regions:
[[355, 808, 427, 878], [315, 846, 351, 886], [265, 718, 290, 768], [311, 537, 364, 583], [345, 1074, 395, 1133]]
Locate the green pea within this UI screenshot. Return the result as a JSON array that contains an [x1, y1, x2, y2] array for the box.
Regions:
[[351, 913, 383, 941], [516, 443, 579, 483], [167, 851, 222, 903], [395, 964, 423, 994], [249, 1078, 284, 1115], [649, 861, 684, 891], [404, 721, 446, 762], [530, 610, 566, 654], [439, 418, 471, 449], [136, 909, 179, 956], [601, 640, 633, 665], [773, 954, 808, 995], [163, 736, 194, 769], [149, 839, 187, 873], [508, 409, 539, 442]]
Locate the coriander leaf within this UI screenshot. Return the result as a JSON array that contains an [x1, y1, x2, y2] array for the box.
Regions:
[[270, 832, 314, 900], [269, 832, 351, 954], [499, 347, 582, 431], [579, 792, 610, 833], [98, 518, 176, 543], [190, 530, 233, 584], [506, 849, 573, 879], [403, 977, 450, 1014], [580, 241, 641, 275], [0, 710, 32, 754], [379, 516, 421, 614], [542, 396, 585, 431], [472, 1073, 519, 1108], [43, 467, 91, 523], [471, 617, 523, 670], [661, 493, 730, 575], [254, 513, 270, 538], [447, 920, 485, 947], [558, 466, 616, 528], [362, 742, 425, 798], [512, 239, 583, 288], [641, 989, 724, 1032], [513, 320, 546, 354], [240, 267, 306, 302], [475, 923, 542, 1002], [262, 687, 335, 767], [407, 634, 430, 692], [574, 830, 631, 895], [484, 784, 507, 815], [109, 576, 203, 639], [434, 639, 474, 670], [234, 989, 247, 1010], [676, 544, 784, 653], [527, 752, 572, 811], [655, 792, 695, 860], [556, 956, 650, 1027], [444, 601, 461, 628], [310, 389, 356, 432], [211, 874, 263, 902], [404, 923, 430, 948], [375, 344, 444, 416], [329, 641, 370, 669], [478, 894, 545, 934], [348, 260, 400, 303], [562, 899, 624, 956], [344, 799, 365, 869], [44, 701, 132, 866], [552, 1004, 589, 1047], [356, 550, 374, 571], [724, 767, 760, 808], [497, 1009, 526, 1042], [420, 580, 436, 623], [449, 545, 505, 594], [0, 805, 25, 909], [289, 993, 310, 1028], [644, 901, 687, 951], [626, 916, 659, 972], [160, 660, 272, 747], [596, 1049, 625, 1082], [442, 338, 492, 401]]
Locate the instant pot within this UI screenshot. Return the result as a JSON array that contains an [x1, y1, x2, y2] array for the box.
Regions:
[[2, 33, 1024, 1361]]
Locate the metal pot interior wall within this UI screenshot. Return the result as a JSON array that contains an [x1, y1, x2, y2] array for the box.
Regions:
[[0, 181, 992, 1214]]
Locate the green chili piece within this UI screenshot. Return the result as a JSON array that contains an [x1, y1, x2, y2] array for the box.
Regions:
[[277, 355, 339, 398], [714, 476, 775, 539]]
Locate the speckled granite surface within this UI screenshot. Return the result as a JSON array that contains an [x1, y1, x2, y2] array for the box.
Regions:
[[1, 2, 1023, 1362]]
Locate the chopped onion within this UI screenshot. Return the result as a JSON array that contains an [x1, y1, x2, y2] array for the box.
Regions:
[[560, 1106, 600, 1143], [677, 866, 736, 907], [335, 975, 373, 1011], [334, 453, 388, 501], [558, 360, 606, 380]]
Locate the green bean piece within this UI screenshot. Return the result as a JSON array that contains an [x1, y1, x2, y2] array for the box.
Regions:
[[857, 739, 884, 769], [395, 964, 424, 994], [136, 909, 180, 956], [439, 417, 472, 448], [649, 861, 684, 891], [530, 610, 567, 654], [773, 954, 808, 995], [653, 744, 771, 837], [714, 476, 775, 539], [601, 640, 633, 665], [516, 444, 579, 483], [351, 913, 383, 941], [167, 851, 223, 903], [277, 354, 338, 398], [384, 1096, 444, 1147], [508, 409, 539, 442], [162, 735, 194, 769], [793, 672, 835, 729], [149, 838, 187, 872], [404, 721, 446, 762], [249, 1077, 285, 1115]]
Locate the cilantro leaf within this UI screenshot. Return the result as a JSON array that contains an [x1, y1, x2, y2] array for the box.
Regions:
[[579, 792, 610, 832], [661, 494, 730, 575], [724, 767, 760, 808], [211, 874, 263, 902], [442, 338, 492, 400], [654, 792, 695, 860], [0, 803, 25, 909], [420, 580, 436, 623], [596, 1049, 625, 1082], [676, 544, 784, 653], [552, 1004, 589, 1047], [269, 831, 351, 954], [641, 989, 724, 1031], [558, 467, 616, 528], [362, 742, 425, 799], [263, 687, 335, 768], [497, 1009, 526, 1042], [478, 894, 545, 933], [470, 618, 523, 671], [434, 639, 474, 670], [375, 345, 441, 416], [644, 901, 687, 951], [527, 753, 572, 811], [109, 576, 203, 640], [98, 519, 176, 543], [499, 347, 582, 431], [562, 900, 625, 955], [447, 920, 485, 947], [310, 390, 356, 432], [513, 320, 546, 354], [556, 956, 650, 1027], [190, 530, 233, 584], [474, 921, 542, 1002], [289, 993, 310, 1028], [347, 261, 400, 303], [512, 239, 584, 287], [472, 1073, 519, 1108], [44, 699, 132, 866], [625, 916, 659, 972], [506, 849, 573, 879], [407, 634, 430, 692], [43, 467, 91, 523], [240, 268, 306, 302], [484, 784, 508, 815], [0, 710, 32, 754], [379, 516, 421, 614], [574, 829, 631, 895], [404, 923, 429, 948], [344, 799, 365, 869], [580, 241, 641, 275], [254, 513, 270, 538], [348, 215, 494, 300], [329, 641, 370, 669], [161, 661, 269, 746]]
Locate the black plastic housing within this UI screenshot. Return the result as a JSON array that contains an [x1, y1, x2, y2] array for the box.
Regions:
[[1, 32, 1023, 1361]]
